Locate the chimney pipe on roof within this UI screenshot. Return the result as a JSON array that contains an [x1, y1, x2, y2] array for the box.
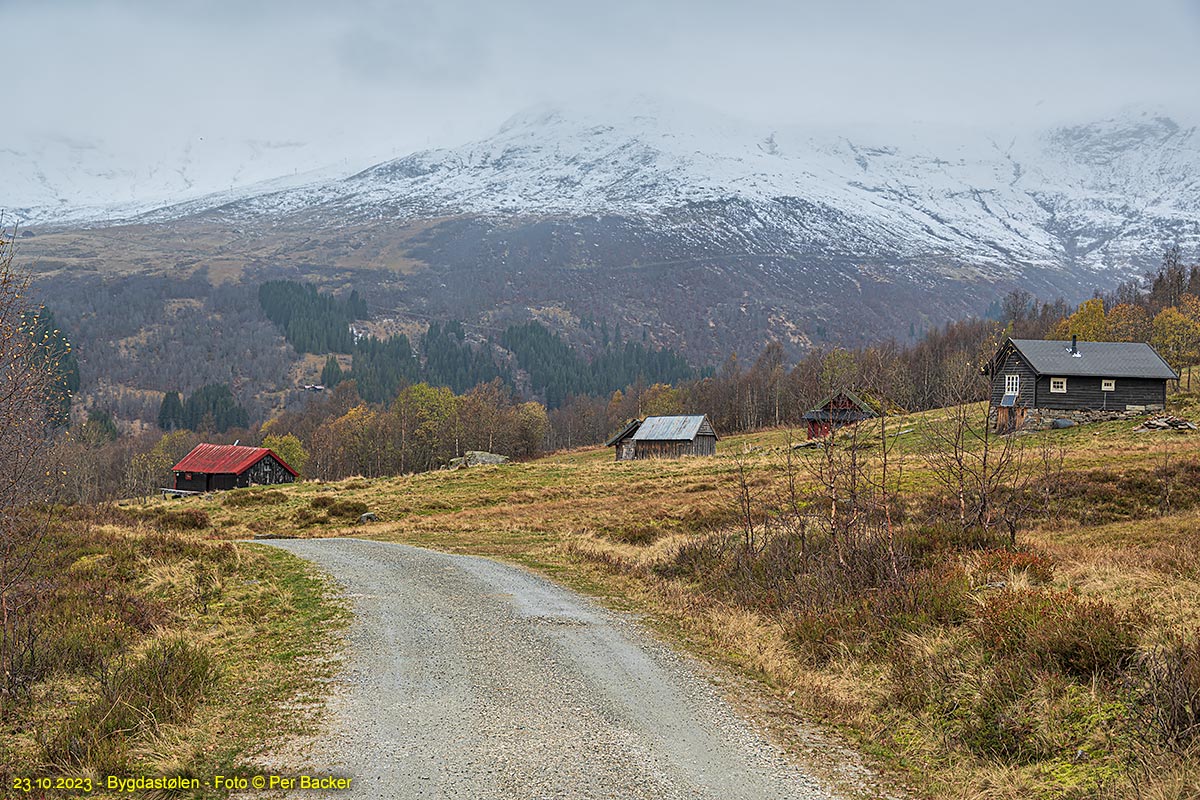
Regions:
[[1071, 335, 1078, 355]]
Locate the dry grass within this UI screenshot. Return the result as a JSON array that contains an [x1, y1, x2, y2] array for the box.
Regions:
[[129, 393, 1200, 799], [0, 511, 347, 795]]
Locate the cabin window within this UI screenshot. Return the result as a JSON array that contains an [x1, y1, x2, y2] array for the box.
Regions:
[[1004, 374, 1020, 395], [1102, 379, 1115, 392], [1050, 377, 1067, 393]]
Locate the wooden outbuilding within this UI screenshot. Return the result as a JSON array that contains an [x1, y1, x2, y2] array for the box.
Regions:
[[802, 391, 877, 439], [606, 415, 718, 460], [986, 337, 1177, 431], [172, 443, 297, 492]]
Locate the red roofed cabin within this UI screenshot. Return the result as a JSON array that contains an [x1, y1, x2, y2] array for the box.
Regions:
[[172, 443, 297, 492]]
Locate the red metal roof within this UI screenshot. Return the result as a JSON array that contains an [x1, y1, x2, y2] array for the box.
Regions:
[[172, 443, 297, 476]]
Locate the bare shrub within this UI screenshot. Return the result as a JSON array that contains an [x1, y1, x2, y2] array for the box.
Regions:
[[1134, 631, 1200, 751], [0, 229, 66, 700]]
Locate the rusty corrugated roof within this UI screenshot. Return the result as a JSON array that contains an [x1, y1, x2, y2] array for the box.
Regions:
[[172, 443, 297, 476]]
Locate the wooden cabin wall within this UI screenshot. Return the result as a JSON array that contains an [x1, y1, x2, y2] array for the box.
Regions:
[[990, 349, 1038, 407], [1031, 376, 1167, 411], [243, 455, 296, 486], [632, 437, 716, 459], [174, 473, 209, 492]]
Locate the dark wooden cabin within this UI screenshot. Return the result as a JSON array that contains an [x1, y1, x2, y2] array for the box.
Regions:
[[986, 337, 1177, 431], [172, 443, 297, 492], [605, 415, 718, 461], [802, 391, 877, 439]]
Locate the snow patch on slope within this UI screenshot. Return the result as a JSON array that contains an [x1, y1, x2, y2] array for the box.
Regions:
[[10, 99, 1200, 277]]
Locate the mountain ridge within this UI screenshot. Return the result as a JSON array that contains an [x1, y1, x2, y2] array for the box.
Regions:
[[115, 100, 1200, 277], [13, 100, 1200, 363]]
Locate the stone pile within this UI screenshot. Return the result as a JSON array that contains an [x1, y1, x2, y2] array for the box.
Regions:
[[1133, 416, 1198, 432]]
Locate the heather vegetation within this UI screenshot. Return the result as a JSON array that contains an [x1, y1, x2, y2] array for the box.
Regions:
[[0, 509, 342, 788], [170, 375, 1200, 799]]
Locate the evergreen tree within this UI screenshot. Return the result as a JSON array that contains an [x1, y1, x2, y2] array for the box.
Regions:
[[500, 321, 695, 409], [422, 321, 501, 393], [157, 391, 185, 430], [182, 384, 249, 433], [80, 408, 118, 444], [258, 280, 360, 354], [22, 306, 79, 424], [352, 335, 421, 404], [321, 355, 345, 387]]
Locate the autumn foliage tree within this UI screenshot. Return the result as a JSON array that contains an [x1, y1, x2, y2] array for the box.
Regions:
[[1051, 298, 1108, 341]]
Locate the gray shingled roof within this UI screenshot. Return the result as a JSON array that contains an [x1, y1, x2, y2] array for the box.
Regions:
[[1008, 339, 1178, 380], [631, 415, 709, 441], [604, 419, 641, 447]]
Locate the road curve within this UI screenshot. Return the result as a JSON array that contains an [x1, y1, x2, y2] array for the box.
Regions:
[[264, 538, 832, 800]]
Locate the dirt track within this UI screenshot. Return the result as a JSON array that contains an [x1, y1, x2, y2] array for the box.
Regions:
[[265, 538, 832, 799]]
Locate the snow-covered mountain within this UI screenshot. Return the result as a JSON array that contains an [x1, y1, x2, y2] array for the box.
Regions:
[[16, 100, 1200, 276], [0, 133, 368, 224], [14, 99, 1200, 358], [102, 99, 1199, 279]]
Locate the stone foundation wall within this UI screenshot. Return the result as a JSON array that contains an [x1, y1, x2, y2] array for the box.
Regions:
[[990, 405, 1164, 431]]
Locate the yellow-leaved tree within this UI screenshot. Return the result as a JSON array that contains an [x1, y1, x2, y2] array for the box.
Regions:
[[640, 383, 685, 416], [263, 433, 309, 478], [1151, 307, 1200, 387], [1050, 298, 1108, 341]]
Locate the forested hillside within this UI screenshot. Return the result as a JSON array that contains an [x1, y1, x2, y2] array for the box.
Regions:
[[256, 279, 700, 408], [30, 246, 1200, 503], [500, 321, 696, 408], [258, 280, 368, 354]]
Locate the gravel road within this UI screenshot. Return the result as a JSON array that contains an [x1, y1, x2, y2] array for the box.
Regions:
[[264, 538, 833, 800]]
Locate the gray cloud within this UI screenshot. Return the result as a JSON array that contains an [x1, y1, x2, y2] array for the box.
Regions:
[[4, 0, 1199, 201]]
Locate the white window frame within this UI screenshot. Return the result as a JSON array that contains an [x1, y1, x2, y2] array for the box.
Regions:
[[1101, 379, 1115, 392], [1004, 374, 1020, 395], [1050, 377, 1067, 394]]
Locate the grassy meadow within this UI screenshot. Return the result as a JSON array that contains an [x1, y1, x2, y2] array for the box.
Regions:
[[0, 508, 347, 798], [117, 388, 1200, 800]]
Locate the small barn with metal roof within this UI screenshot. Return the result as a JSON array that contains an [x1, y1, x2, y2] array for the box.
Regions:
[[172, 443, 297, 492], [605, 415, 718, 461], [986, 336, 1177, 431]]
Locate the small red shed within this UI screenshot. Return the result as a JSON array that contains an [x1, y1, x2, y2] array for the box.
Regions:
[[801, 391, 877, 439], [172, 443, 297, 492]]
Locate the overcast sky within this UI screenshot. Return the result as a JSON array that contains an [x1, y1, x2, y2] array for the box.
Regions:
[[4, 0, 1200, 195]]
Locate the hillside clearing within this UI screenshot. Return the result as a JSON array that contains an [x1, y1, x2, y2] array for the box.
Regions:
[[135, 404, 1200, 799]]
